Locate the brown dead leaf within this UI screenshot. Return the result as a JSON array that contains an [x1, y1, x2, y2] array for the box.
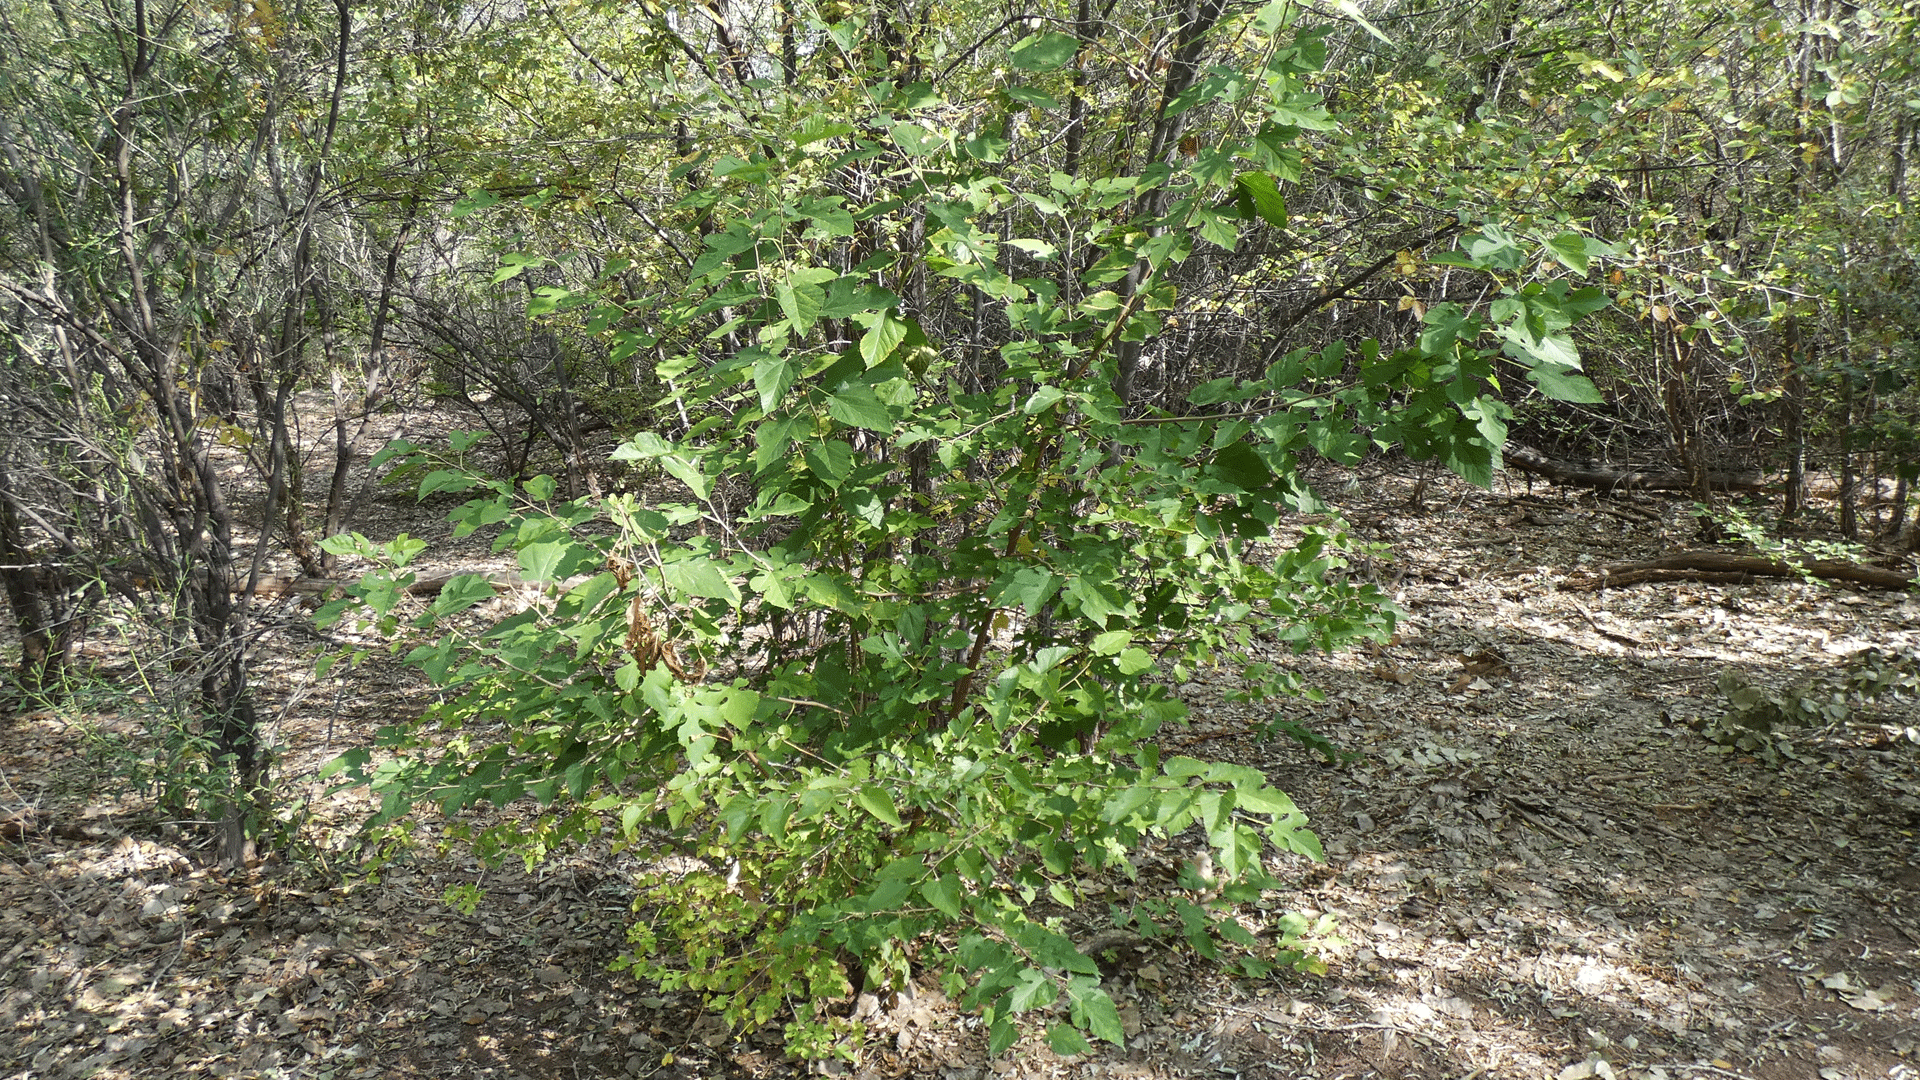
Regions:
[[1821, 972, 1898, 1011], [1372, 663, 1415, 685], [1457, 648, 1511, 679]]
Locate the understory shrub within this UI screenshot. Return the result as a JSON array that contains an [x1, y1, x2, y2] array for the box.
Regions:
[[1706, 648, 1920, 763], [318, 1, 1610, 1056]]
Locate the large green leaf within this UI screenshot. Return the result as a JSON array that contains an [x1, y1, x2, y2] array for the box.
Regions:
[[1070, 983, 1126, 1045], [1208, 440, 1274, 492], [1544, 231, 1592, 275], [888, 121, 947, 157], [921, 873, 963, 918], [855, 784, 902, 826], [775, 279, 825, 332], [1008, 968, 1056, 1011], [660, 454, 712, 500], [1015, 925, 1099, 974], [1526, 364, 1605, 403], [429, 573, 499, 617], [989, 1018, 1019, 1056], [1004, 85, 1061, 110], [827, 382, 895, 431], [660, 557, 741, 604], [1048, 1024, 1093, 1056], [1233, 172, 1288, 228], [518, 540, 597, 582], [1022, 385, 1066, 414], [859, 310, 909, 367], [804, 440, 854, 486], [795, 115, 855, 146], [1009, 31, 1079, 72], [753, 352, 796, 412]]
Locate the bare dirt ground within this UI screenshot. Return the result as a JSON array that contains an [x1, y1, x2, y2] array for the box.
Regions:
[[3, 440, 1918, 1080]]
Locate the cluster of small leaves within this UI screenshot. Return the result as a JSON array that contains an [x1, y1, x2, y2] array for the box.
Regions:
[[1705, 649, 1920, 763], [74, 691, 232, 818], [1699, 500, 1871, 581]]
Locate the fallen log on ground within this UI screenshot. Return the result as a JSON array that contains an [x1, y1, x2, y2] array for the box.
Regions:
[[1506, 444, 1767, 493], [1567, 551, 1916, 591], [243, 571, 525, 600]]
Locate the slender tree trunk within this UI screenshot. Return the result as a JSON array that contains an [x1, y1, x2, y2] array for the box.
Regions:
[[0, 468, 81, 691], [1885, 474, 1909, 542], [321, 215, 415, 572], [1838, 370, 1858, 540], [1113, 0, 1228, 409], [778, 0, 797, 85], [1891, 113, 1910, 197], [1780, 319, 1807, 523], [1063, 0, 1093, 181]]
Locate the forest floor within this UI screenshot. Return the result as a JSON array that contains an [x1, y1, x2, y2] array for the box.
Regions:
[[3, 419, 1919, 1080]]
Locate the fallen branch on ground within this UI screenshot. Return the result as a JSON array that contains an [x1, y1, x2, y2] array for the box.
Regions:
[[1506, 443, 1767, 493], [241, 571, 527, 600], [1566, 551, 1916, 591]]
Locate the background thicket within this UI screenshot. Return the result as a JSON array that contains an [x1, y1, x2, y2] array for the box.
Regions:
[[2, 0, 1915, 1061]]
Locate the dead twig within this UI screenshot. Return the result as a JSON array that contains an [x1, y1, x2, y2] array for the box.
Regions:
[[1566, 551, 1915, 591], [1566, 597, 1651, 647]]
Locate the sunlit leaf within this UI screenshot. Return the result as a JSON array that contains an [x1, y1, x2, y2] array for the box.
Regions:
[[1010, 31, 1079, 72]]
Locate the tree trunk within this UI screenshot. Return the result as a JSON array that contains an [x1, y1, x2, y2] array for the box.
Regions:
[[0, 469, 81, 692], [1779, 319, 1807, 522], [321, 217, 415, 572], [1112, 0, 1228, 409]]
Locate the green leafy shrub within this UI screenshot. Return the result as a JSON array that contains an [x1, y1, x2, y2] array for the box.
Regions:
[[1705, 649, 1920, 762], [1698, 499, 1871, 577], [31, 615, 294, 851], [318, 1, 1611, 1057], [321, 434, 1368, 1055]]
